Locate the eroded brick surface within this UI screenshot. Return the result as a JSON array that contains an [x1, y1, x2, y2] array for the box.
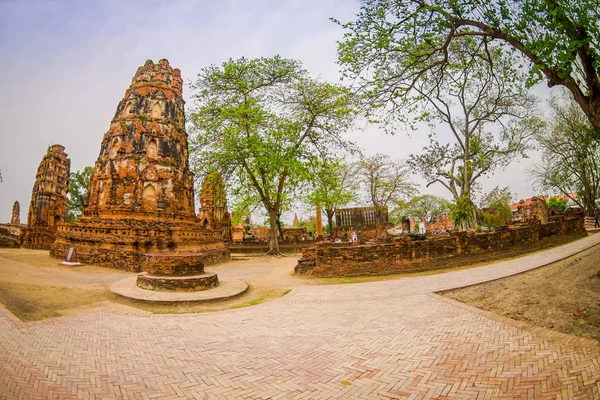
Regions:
[[298, 214, 586, 277], [50, 60, 229, 270], [22, 145, 70, 250]]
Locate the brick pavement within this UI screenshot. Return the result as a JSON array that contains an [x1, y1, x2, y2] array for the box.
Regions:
[[2, 234, 600, 399]]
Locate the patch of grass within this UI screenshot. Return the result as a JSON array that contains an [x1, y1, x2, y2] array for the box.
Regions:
[[0, 282, 109, 322]]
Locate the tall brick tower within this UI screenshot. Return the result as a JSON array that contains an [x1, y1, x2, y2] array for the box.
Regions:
[[198, 171, 232, 242], [51, 59, 230, 271], [11, 201, 20, 225], [22, 145, 70, 249]]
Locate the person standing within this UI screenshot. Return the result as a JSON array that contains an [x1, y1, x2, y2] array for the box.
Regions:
[[595, 206, 600, 228]]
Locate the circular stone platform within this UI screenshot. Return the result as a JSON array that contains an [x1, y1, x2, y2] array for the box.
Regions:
[[110, 276, 248, 303], [137, 271, 219, 292]]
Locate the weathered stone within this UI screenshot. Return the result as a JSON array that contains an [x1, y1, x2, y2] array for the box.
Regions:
[[198, 171, 232, 242], [0, 225, 21, 248], [50, 59, 229, 271], [513, 196, 549, 224], [334, 206, 389, 240], [11, 201, 20, 225], [135, 252, 219, 292], [296, 213, 585, 277], [22, 145, 70, 249]]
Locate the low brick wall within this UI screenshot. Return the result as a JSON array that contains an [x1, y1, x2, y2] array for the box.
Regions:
[[0, 226, 21, 248], [296, 215, 585, 277]]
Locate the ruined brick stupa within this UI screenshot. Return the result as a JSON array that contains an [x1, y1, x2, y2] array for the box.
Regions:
[[22, 145, 70, 249], [198, 171, 232, 243], [51, 59, 230, 276]]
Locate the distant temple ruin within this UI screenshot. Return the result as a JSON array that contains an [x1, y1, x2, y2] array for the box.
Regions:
[[51, 59, 229, 271], [198, 171, 232, 243], [11, 201, 20, 225], [22, 145, 70, 249], [333, 206, 390, 240]]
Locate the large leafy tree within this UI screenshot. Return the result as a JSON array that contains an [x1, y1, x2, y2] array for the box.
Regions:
[[189, 56, 358, 254], [530, 93, 600, 216], [336, 0, 600, 137], [358, 153, 414, 225], [393, 194, 450, 223], [479, 186, 513, 226], [403, 38, 539, 229], [306, 158, 358, 237], [67, 166, 94, 223]]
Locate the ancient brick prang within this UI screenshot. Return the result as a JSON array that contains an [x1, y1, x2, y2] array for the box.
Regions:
[[198, 171, 232, 242], [22, 145, 70, 249], [11, 201, 20, 225], [51, 60, 229, 271]]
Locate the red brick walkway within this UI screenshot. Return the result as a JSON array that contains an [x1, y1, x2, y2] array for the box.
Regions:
[[2, 235, 600, 399]]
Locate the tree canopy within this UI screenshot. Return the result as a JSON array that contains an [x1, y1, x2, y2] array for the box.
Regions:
[[529, 92, 600, 216], [336, 0, 600, 136], [67, 166, 93, 223], [392, 194, 450, 223], [358, 153, 414, 215], [189, 56, 358, 254], [306, 158, 357, 236]]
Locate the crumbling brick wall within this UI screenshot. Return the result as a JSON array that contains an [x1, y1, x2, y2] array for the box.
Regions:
[[296, 214, 585, 277]]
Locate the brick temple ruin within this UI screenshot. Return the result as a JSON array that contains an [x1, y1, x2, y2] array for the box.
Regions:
[[11, 201, 20, 225], [198, 171, 232, 243], [333, 206, 392, 240], [22, 145, 70, 249], [51, 59, 229, 274]]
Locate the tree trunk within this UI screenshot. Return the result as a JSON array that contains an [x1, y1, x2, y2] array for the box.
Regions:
[[266, 208, 282, 255], [326, 208, 335, 238], [276, 213, 284, 239]]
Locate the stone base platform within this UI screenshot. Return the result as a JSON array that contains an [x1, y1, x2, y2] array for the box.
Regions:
[[136, 271, 219, 292], [110, 276, 248, 303]]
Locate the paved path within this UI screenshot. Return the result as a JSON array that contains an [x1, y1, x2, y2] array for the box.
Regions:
[[2, 235, 600, 399]]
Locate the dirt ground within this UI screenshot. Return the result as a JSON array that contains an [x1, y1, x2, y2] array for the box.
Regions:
[[441, 244, 600, 341], [0, 249, 311, 321], [0, 234, 597, 332]]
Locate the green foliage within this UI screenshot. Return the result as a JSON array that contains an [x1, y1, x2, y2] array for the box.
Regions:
[[547, 196, 568, 212], [67, 166, 94, 223], [306, 158, 358, 234], [189, 56, 359, 253], [335, 0, 600, 134], [297, 216, 317, 236], [393, 194, 451, 223], [449, 195, 477, 231], [359, 153, 414, 209], [529, 92, 600, 217], [400, 36, 538, 209], [480, 186, 513, 226]]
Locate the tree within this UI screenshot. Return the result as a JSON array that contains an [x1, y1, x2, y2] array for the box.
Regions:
[[402, 38, 539, 230], [67, 166, 93, 223], [306, 159, 358, 237], [393, 194, 450, 223], [336, 0, 600, 137], [479, 186, 513, 226], [547, 196, 568, 212], [358, 153, 414, 226], [189, 56, 358, 254], [529, 93, 600, 216]]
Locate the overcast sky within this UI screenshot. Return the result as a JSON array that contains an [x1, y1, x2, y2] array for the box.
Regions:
[[0, 0, 545, 224]]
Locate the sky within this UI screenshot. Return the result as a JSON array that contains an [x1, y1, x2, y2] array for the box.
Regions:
[[0, 0, 547, 224]]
